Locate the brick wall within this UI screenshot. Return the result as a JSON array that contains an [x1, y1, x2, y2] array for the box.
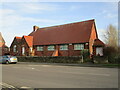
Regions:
[[89, 23, 98, 55], [10, 37, 31, 56], [34, 43, 89, 56]]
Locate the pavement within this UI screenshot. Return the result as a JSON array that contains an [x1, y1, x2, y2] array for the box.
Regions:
[[17, 62, 118, 68], [1, 62, 119, 89]]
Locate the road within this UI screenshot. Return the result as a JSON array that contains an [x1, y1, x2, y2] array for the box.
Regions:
[[1, 62, 118, 88]]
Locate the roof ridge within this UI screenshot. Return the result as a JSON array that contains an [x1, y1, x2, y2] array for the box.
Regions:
[[38, 19, 95, 30]]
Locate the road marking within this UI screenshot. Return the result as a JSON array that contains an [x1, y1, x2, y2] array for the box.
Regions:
[[0, 82, 16, 88], [28, 65, 40, 66], [41, 65, 51, 67], [20, 86, 31, 88], [31, 68, 35, 69]]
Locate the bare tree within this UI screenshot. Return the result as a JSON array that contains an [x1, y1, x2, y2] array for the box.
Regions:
[[104, 24, 118, 50]]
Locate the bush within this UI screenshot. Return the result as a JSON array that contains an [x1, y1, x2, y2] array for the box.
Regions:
[[93, 56, 108, 64], [81, 49, 91, 63], [103, 46, 119, 63], [17, 56, 83, 64]]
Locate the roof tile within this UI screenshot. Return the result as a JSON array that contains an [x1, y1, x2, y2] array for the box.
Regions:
[[93, 39, 105, 46], [23, 36, 33, 47], [29, 19, 95, 45]]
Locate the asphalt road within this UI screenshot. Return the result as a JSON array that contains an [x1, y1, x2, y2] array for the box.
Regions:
[[1, 62, 118, 88]]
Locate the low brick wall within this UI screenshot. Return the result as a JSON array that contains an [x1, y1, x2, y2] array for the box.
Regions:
[[17, 56, 83, 63]]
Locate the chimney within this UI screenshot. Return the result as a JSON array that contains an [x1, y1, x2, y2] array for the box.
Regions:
[[33, 25, 39, 32]]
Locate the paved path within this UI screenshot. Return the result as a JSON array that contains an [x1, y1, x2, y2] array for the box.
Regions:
[[2, 63, 118, 88]]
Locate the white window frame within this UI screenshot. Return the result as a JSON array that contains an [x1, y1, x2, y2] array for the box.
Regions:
[[48, 45, 55, 51], [60, 44, 68, 50], [37, 46, 43, 51], [74, 44, 84, 50], [13, 45, 17, 52]]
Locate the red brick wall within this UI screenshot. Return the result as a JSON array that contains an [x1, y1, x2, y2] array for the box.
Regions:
[[21, 38, 30, 56], [10, 38, 21, 56], [10, 36, 90, 57], [2, 45, 9, 55], [34, 43, 89, 56], [93, 46, 96, 56], [89, 23, 98, 55], [10, 37, 30, 56]]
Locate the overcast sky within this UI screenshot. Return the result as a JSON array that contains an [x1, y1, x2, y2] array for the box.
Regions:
[[0, 1, 118, 47]]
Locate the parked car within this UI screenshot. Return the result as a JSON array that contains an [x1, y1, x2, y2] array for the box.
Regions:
[[0, 55, 18, 64]]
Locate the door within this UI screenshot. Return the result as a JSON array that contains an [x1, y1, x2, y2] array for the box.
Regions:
[[96, 47, 103, 56]]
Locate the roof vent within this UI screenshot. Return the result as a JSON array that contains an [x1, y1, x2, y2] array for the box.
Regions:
[[33, 26, 39, 32]]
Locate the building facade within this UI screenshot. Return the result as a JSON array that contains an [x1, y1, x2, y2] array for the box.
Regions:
[[0, 32, 9, 56], [10, 36, 33, 56], [10, 19, 105, 56]]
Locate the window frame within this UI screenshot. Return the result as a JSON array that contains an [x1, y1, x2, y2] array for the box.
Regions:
[[74, 44, 84, 50], [36, 46, 43, 51], [47, 45, 55, 51], [60, 44, 68, 50], [13, 45, 17, 52]]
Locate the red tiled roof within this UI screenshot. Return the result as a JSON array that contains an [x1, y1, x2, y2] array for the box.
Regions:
[[15, 37, 22, 39], [29, 19, 95, 45], [23, 36, 33, 47], [93, 39, 105, 46]]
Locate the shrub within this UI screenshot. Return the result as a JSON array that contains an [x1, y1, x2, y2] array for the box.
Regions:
[[93, 56, 108, 64], [81, 49, 91, 62], [17, 56, 83, 64], [103, 46, 119, 63]]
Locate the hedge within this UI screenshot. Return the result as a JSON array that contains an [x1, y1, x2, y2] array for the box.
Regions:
[[17, 56, 83, 63]]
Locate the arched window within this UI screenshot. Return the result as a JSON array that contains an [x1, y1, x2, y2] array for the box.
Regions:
[[13, 45, 17, 52], [22, 46, 25, 55]]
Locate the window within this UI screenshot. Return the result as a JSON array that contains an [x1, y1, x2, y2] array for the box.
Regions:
[[13, 45, 17, 52], [96, 47, 103, 56], [48, 45, 55, 51], [22, 46, 25, 55], [74, 44, 84, 50], [37, 46, 43, 51], [30, 47, 33, 52], [60, 45, 68, 50]]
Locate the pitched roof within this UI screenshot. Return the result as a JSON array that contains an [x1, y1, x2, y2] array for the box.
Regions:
[[0, 32, 5, 47], [16, 37, 22, 39], [23, 36, 33, 47], [15, 36, 22, 43], [93, 39, 105, 46], [29, 19, 95, 45]]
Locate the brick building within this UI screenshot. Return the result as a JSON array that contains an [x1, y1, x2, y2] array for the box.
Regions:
[[0, 32, 9, 56], [10, 36, 33, 56], [10, 19, 104, 56]]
